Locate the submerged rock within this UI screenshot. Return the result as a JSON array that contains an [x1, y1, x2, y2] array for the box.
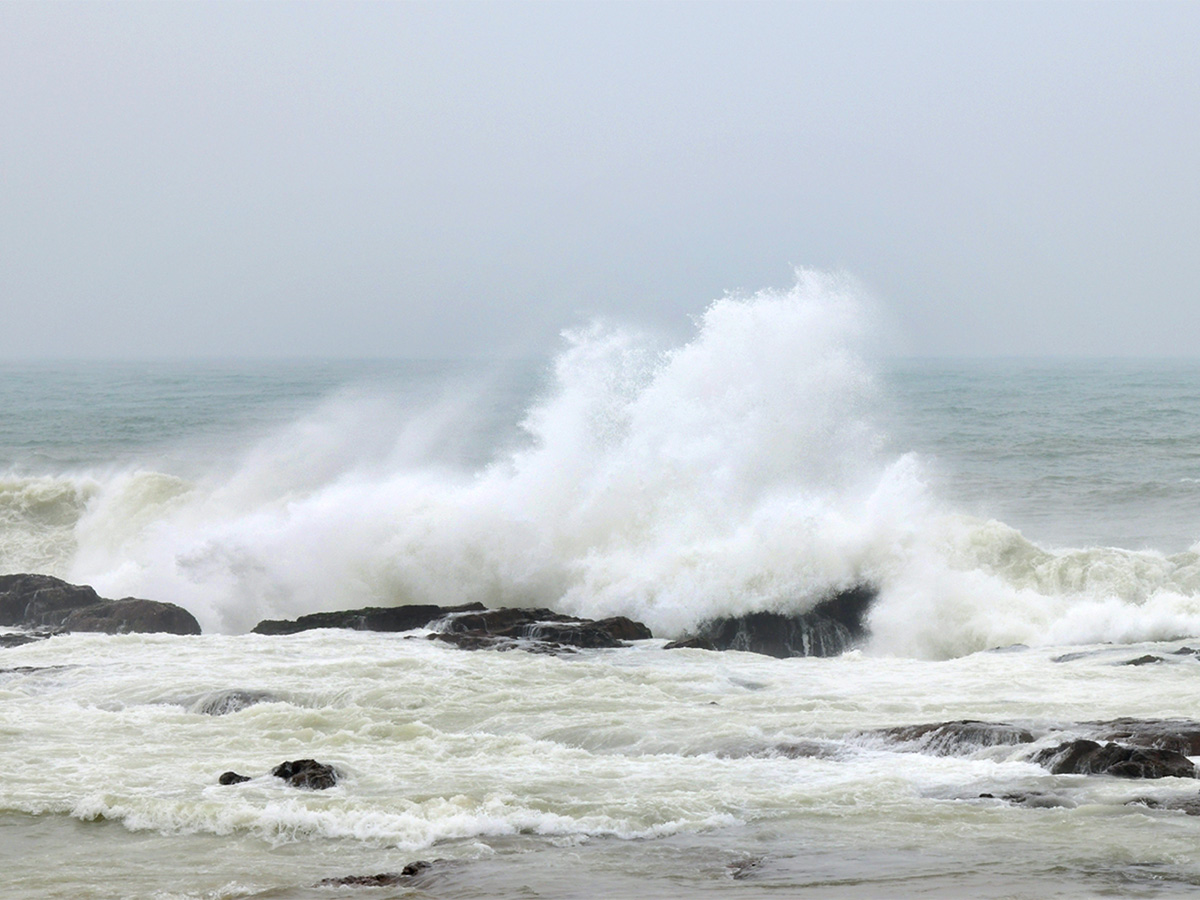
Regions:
[[0, 631, 52, 648], [251, 602, 486, 635], [0, 574, 200, 635], [1127, 795, 1200, 816], [271, 758, 339, 789], [1032, 740, 1196, 778], [667, 585, 876, 658], [188, 689, 279, 716], [218, 771, 251, 785], [318, 861, 433, 887], [871, 720, 1036, 755]]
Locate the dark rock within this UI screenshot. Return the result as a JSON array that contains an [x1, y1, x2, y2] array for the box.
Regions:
[[1052, 650, 1103, 663], [0, 631, 52, 648], [188, 690, 278, 716], [1032, 740, 1196, 778], [219, 771, 251, 785], [253, 601, 653, 652], [271, 759, 338, 790], [0, 574, 101, 627], [663, 635, 719, 651], [1083, 718, 1200, 756], [252, 602, 486, 635], [59, 597, 201, 635], [430, 608, 652, 653], [0, 574, 200, 635], [1121, 654, 1165, 666], [718, 739, 841, 760], [669, 585, 876, 658], [1127, 795, 1200, 815], [1172, 647, 1200, 656], [872, 720, 1036, 755], [318, 861, 433, 887], [981, 791, 1077, 809]]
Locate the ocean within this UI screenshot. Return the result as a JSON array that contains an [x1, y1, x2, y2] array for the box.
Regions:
[[4, 278, 1200, 898]]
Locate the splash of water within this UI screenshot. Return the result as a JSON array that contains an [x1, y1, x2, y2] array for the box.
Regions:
[[6, 269, 1200, 654]]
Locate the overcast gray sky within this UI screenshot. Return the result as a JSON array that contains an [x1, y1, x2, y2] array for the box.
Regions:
[[2, 1, 1198, 359]]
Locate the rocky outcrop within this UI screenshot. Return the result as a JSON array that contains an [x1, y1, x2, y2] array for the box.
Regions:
[[1032, 740, 1196, 778], [253, 602, 654, 653], [252, 602, 486, 635], [665, 585, 876, 658], [0, 574, 101, 627], [0, 574, 200, 635], [431, 608, 652, 652]]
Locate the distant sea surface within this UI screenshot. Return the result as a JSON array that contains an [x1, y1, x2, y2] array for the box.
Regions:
[[5, 282, 1200, 897]]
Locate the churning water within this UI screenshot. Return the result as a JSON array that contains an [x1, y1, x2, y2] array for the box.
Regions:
[[4, 272, 1200, 897]]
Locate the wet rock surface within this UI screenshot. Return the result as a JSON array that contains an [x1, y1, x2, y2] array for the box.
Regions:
[[871, 720, 1036, 755], [1031, 740, 1196, 778], [665, 585, 876, 658], [254, 602, 654, 653], [1082, 718, 1200, 756], [272, 758, 339, 790], [431, 608, 652, 652], [0, 631, 52, 648], [59, 597, 201, 635], [218, 759, 340, 789], [0, 574, 200, 635], [251, 602, 486, 635], [187, 689, 279, 716], [318, 861, 434, 887]]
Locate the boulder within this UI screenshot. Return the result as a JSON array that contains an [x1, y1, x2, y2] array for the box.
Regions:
[[1032, 740, 1196, 778], [667, 585, 876, 658], [218, 771, 251, 785], [59, 598, 200, 635], [272, 758, 338, 790]]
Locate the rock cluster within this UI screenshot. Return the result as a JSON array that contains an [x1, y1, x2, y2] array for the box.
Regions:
[[218, 758, 339, 789]]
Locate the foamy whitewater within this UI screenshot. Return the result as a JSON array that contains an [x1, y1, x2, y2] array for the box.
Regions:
[[4, 272, 1200, 898]]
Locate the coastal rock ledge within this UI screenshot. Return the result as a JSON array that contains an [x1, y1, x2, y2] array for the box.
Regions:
[[252, 603, 653, 653], [0, 574, 200, 636]]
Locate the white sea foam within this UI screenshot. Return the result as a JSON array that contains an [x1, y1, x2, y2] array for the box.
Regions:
[[4, 271, 1200, 654]]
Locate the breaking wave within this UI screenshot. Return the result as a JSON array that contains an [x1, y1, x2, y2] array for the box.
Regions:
[[4, 270, 1200, 656]]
